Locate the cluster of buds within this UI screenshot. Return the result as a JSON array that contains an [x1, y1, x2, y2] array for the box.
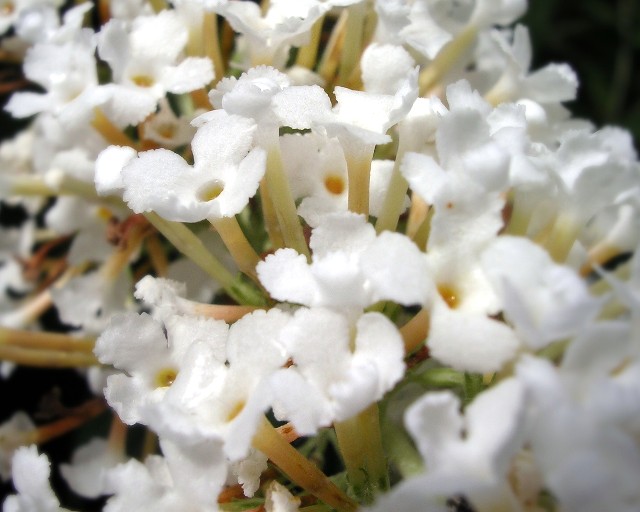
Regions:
[[1, 1, 639, 511]]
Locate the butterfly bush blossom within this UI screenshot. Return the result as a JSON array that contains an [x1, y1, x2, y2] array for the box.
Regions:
[[0, 1, 639, 511]]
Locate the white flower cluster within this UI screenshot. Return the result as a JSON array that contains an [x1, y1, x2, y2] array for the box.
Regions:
[[0, 1, 639, 511]]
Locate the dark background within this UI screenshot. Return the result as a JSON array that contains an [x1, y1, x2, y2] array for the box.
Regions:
[[0, 0, 638, 508]]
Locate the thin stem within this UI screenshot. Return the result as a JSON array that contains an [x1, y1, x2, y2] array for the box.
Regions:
[[334, 403, 389, 504], [190, 303, 262, 322], [375, 139, 410, 233], [419, 25, 477, 96], [0, 328, 95, 353], [36, 399, 107, 444], [544, 211, 580, 264], [296, 16, 324, 70], [264, 144, 310, 259], [0, 345, 100, 368], [146, 213, 266, 306], [259, 179, 286, 250], [337, 3, 367, 87], [209, 215, 262, 285], [345, 143, 375, 217], [204, 12, 225, 84], [101, 218, 151, 281], [145, 234, 169, 277], [410, 206, 434, 251], [91, 108, 137, 148], [252, 416, 357, 512], [400, 307, 430, 355], [318, 9, 347, 87]]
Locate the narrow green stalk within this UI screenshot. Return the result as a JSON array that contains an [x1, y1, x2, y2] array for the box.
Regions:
[[317, 9, 347, 86], [337, 3, 367, 86], [0, 327, 95, 353], [375, 139, 410, 233], [544, 211, 580, 263], [504, 189, 535, 236], [334, 403, 389, 504], [259, 179, 285, 250], [204, 12, 225, 83], [411, 207, 434, 251], [144, 212, 265, 305], [296, 16, 324, 70], [0, 345, 99, 368], [264, 144, 310, 259], [209, 215, 261, 284], [419, 25, 478, 96], [345, 142, 375, 217], [252, 416, 357, 512]]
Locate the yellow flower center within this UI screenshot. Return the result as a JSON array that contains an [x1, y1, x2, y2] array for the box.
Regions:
[[226, 400, 246, 422], [131, 75, 155, 88], [437, 284, 460, 309], [155, 367, 178, 388], [324, 174, 345, 195], [197, 181, 225, 202]]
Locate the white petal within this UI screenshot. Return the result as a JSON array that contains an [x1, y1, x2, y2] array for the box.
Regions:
[[161, 57, 214, 94], [361, 231, 431, 306], [428, 300, 519, 373], [257, 248, 318, 306]]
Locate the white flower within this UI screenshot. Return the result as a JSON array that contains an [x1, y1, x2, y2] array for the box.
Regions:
[[94, 311, 229, 426], [104, 440, 225, 512], [219, 0, 329, 67], [97, 10, 213, 126], [137, 309, 290, 460], [5, 24, 104, 127], [481, 236, 603, 349], [265, 481, 300, 512], [0, 0, 63, 36], [367, 379, 526, 512], [3, 446, 68, 512], [484, 25, 578, 105], [257, 212, 430, 319], [59, 437, 126, 499], [517, 353, 640, 512], [118, 110, 266, 222], [268, 307, 405, 434]]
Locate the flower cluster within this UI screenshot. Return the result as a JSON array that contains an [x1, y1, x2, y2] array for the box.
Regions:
[[1, 1, 639, 511]]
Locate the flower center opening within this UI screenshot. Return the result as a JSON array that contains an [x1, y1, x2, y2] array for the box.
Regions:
[[226, 400, 246, 422], [156, 123, 176, 139], [324, 174, 345, 195], [197, 180, 225, 202], [155, 367, 178, 388], [131, 75, 155, 88], [437, 284, 460, 309]]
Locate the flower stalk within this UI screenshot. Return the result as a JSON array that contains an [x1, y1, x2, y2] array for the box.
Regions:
[[334, 403, 389, 504], [252, 416, 358, 512]]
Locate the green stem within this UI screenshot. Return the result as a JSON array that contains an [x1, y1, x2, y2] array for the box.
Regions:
[[204, 12, 225, 83], [144, 212, 265, 306], [252, 417, 357, 512], [337, 3, 367, 86], [209, 215, 261, 285], [334, 403, 389, 504], [418, 25, 478, 96], [375, 139, 410, 233], [264, 144, 310, 259], [345, 142, 375, 217], [296, 16, 324, 70], [544, 211, 580, 263]]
